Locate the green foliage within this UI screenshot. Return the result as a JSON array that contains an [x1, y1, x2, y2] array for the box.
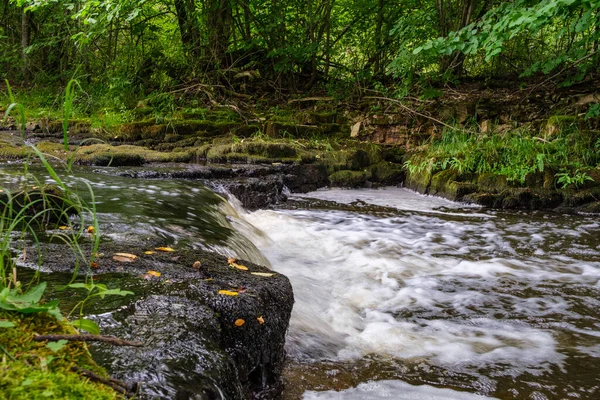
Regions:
[[409, 0, 600, 80], [556, 169, 594, 189], [0, 283, 61, 320], [405, 126, 600, 186]]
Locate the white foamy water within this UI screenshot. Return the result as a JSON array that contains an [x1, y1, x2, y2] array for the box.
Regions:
[[238, 188, 600, 397], [303, 380, 497, 400]]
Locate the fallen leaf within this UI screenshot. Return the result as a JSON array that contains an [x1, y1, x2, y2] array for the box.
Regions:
[[257, 316, 265, 325], [155, 247, 175, 252], [251, 272, 275, 277], [170, 256, 180, 261], [59, 226, 69, 230], [146, 270, 161, 277], [227, 257, 237, 264], [231, 262, 248, 271], [235, 319, 245, 327], [90, 262, 98, 269], [144, 251, 156, 255], [113, 255, 135, 263], [218, 290, 239, 297], [114, 252, 138, 260], [86, 226, 95, 234], [192, 261, 202, 269]]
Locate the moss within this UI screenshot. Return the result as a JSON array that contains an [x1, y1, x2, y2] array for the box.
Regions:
[[0, 142, 31, 159], [329, 169, 372, 188], [544, 115, 581, 138], [477, 173, 509, 192], [306, 111, 337, 124], [74, 144, 191, 166], [368, 161, 404, 184], [37, 119, 91, 135], [0, 311, 120, 400], [119, 120, 157, 141], [140, 124, 166, 140]]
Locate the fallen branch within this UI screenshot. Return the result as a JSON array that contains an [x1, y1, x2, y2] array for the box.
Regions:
[[288, 96, 334, 104], [33, 334, 143, 347], [71, 366, 137, 397]]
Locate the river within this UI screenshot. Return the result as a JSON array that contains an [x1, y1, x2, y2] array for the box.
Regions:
[[2, 165, 599, 399]]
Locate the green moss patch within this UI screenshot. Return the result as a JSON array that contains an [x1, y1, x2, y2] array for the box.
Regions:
[[0, 311, 120, 400], [74, 144, 191, 166], [329, 170, 372, 188]]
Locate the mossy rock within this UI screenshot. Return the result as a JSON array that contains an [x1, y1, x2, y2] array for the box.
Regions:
[[37, 119, 91, 135], [167, 120, 238, 136], [329, 169, 372, 188], [206, 144, 232, 162], [404, 168, 433, 194], [319, 146, 382, 174], [266, 122, 323, 139], [477, 173, 509, 192], [74, 144, 191, 166], [381, 146, 406, 163], [119, 120, 157, 141], [232, 141, 298, 158], [0, 142, 31, 159], [368, 161, 404, 184], [140, 124, 167, 140], [306, 111, 337, 124], [0, 311, 120, 399], [429, 170, 465, 199], [234, 124, 263, 138]]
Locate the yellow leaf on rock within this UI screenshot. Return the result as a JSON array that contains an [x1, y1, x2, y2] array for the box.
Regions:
[[235, 319, 245, 327], [147, 270, 161, 277], [257, 316, 265, 325], [251, 272, 275, 277], [113, 255, 135, 263], [227, 257, 237, 264], [218, 290, 239, 297], [155, 247, 175, 252], [192, 261, 202, 269], [86, 226, 95, 234], [114, 252, 138, 260], [59, 226, 69, 230], [232, 263, 248, 271], [144, 251, 156, 255]]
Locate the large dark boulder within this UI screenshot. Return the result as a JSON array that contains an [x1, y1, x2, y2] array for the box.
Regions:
[[30, 242, 294, 400]]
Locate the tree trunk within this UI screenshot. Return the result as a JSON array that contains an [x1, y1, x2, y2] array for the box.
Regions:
[[21, 8, 31, 76], [174, 0, 201, 58], [206, 0, 233, 67]]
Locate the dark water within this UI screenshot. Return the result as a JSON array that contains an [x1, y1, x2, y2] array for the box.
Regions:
[[2, 164, 599, 399]]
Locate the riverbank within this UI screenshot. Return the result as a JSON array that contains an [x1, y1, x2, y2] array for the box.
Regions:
[[2, 78, 600, 212]]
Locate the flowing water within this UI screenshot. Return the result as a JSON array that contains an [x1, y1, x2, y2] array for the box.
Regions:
[[238, 188, 600, 400], [2, 164, 600, 399]]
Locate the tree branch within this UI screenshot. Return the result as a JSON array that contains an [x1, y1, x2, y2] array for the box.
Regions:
[[34, 334, 143, 347]]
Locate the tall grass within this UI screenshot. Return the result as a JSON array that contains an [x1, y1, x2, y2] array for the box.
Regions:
[[1, 80, 128, 333], [404, 126, 600, 186]]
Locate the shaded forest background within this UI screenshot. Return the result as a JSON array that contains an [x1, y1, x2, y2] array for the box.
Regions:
[[1, 0, 600, 109]]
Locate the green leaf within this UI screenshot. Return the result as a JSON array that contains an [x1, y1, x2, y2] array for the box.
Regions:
[[46, 340, 68, 352], [13, 282, 47, 304], [0, 320, 15, 328], [67, 283, 92, 291], [70, 318, 100, 335], [97, 288, 134, 299]]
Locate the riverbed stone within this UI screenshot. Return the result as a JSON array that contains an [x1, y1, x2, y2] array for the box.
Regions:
[[28, 240, 294, 400]]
